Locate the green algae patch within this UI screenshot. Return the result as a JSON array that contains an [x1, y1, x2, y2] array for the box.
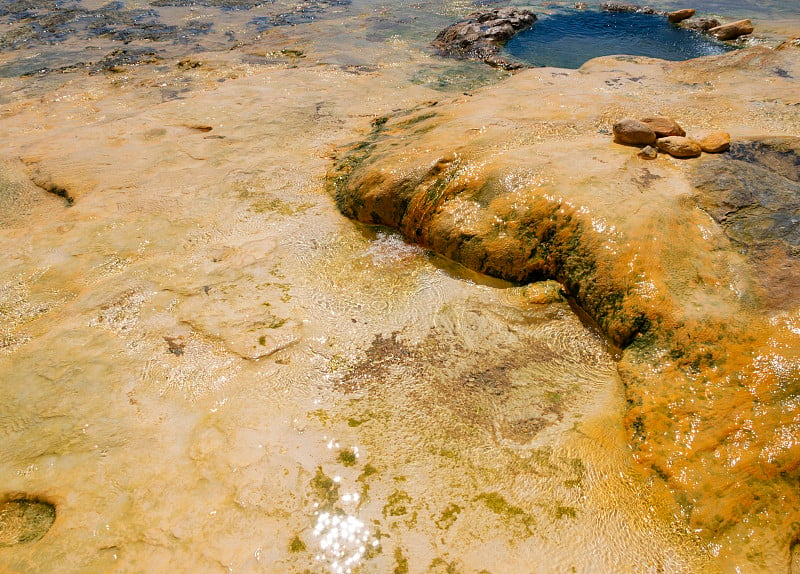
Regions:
[[289, 534, 306, 553], [474, 492, 535, 534], [337, 448, 358, 467], [383, 490, 412, 518], [310, 467, 339, 509], [435, 503, 462, 530], [393, 547, 409, 574]]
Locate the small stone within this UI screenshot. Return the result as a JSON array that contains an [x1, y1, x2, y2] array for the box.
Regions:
[[640, 116, 686, 137], [692, 131, 730, 153], [656, 136, 702, 158], [613, 118, 657, 146], [638, 145, 657, 159], [708, 19, 754, 41], [667, 9, 695, 23]]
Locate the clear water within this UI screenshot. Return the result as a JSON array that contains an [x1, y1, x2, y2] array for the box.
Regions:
[[504, 10, 737, 69]]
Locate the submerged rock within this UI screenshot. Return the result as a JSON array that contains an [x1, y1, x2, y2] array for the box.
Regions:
[[0, 497, 56, 547], [708, 19, 754, 41], [613, 118, 657, 145], [656, 135, 701, 157], [432, 8, 537, 70]]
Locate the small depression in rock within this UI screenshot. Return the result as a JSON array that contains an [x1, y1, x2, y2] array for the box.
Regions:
[[503, 10, 736, 68], [0, 497, 56, 547]]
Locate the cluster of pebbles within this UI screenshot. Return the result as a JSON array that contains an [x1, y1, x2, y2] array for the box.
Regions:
[[612, 117, 730, 159]]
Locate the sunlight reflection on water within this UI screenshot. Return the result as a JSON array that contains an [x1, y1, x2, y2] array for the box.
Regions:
[[313, 511, 378, 574]]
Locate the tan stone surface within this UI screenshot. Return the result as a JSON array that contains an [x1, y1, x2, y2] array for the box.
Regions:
[[693, 130, 731, 152]]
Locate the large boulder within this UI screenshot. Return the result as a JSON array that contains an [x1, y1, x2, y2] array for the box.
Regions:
[[432, 8, 537, 70], [708, 19, 754, 40], [613, 118, 657, 145]]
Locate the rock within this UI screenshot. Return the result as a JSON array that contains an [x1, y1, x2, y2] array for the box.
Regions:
[[692, 131, 730, 153], [612, 118, 657, 146], [776, 34, 800, 50], [691, 137, 800, 302], [708, 19, 754, 41], [640, 116, 685, 137], [680, 17, 720, 31], [638, 145, 657, 159], [432, 8, 537, 69], [574, 2, 587, 9], [656, 136, 702, 158], [667, 8, 695, 23], [601, 2, 661, 14]]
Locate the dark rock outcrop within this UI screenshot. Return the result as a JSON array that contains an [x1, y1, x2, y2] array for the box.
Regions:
[[679, 17, 720, 32], [600, 2, 663, 15], [431, 8, 537, 70], [691, 137, 800, 304]]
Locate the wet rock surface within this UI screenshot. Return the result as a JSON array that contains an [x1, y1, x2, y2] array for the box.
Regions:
[[0, 0, 352, 75], [330, 45, 800, 569], [432, 8, 537, 70], [691, 137, 800, 303]]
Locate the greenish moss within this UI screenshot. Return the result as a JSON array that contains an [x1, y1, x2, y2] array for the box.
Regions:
[[337, 448, 358, 467], [267, 317, 287, 329], [289, 535, 306, 553], [311, 466, 339, 508], [553, 505, 577, 519], [258, 335, 267, 346], [358, 463, 378, 481], [394, 547, 409, 574], [347, 416, 368, 427], [383, 490, 412, 518], [474, 492, 535, 533], [564, 458, 586, 488], [435, 503, 462, 530], [307, 409, 331, 425]]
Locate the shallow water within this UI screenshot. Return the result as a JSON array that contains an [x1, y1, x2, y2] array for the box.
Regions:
[[0, 0, 798, 572]]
